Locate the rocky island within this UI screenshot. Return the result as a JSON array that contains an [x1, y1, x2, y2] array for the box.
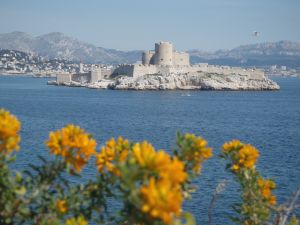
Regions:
[[109, 72, 279, 90], [49, 41, 280, 91]]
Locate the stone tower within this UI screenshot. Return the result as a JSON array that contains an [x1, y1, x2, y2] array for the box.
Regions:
[[154, 41, 173, 66], [79, 62, 84, 73], [141, 41, 189, 66], [142, 51, 155, 65]]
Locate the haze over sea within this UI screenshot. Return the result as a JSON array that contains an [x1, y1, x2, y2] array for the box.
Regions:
[[0, 76, 299, 224]]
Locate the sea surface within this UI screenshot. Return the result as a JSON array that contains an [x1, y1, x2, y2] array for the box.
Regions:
[[0, 76, 299, 224]]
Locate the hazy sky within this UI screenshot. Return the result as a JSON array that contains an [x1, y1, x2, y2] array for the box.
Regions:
[[1, 0, 299, 51]]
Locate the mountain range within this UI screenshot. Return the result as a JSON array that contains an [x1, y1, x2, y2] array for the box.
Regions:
[[0, 31, 300, 68], [189, 41, 300, 68]]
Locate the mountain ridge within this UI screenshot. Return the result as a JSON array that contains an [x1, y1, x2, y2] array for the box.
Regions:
[[0, 31, 299, 67]]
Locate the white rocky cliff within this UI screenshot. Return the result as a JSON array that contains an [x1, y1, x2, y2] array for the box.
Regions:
[[51, 71, 279, 91], [109, 72, 279, 90]]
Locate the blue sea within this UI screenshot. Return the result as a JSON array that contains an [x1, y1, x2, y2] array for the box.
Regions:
[[0, 76, 299, 224]]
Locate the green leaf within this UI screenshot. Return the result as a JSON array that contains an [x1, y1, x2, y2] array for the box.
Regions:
[[15, 171, 23, 182], [15, 186, 26, 196]]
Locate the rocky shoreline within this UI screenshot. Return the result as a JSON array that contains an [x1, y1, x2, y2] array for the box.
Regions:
[[48, 72, 280, 91]]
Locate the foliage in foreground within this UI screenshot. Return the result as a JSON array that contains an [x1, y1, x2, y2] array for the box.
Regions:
[[0, 108, 299, 225]]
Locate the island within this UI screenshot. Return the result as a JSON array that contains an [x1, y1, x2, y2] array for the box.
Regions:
[[48, 41, 280, 91]]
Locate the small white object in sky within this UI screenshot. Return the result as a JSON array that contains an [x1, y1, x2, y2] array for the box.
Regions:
[[253, 31, 260, 37]]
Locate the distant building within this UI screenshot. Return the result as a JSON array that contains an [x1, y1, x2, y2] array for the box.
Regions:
[[271, 65, 277, 71], [56, 64, 112, 84], [141, 41, 190, 66]]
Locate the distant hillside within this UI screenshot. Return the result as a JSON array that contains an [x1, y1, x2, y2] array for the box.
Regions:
[[189, 41, 300, 68], [0, 32, 300, 68], [0, 32, 141, 64], [0, 48, 82, 74]]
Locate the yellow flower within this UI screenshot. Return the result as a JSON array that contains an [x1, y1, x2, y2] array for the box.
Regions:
[[96, 146, 115, 173], [222, 140, 244, 152], [159, 156, 187, 185], [133, 141, 157, 169], [237, 144, 259, 169], [222, 140, 260, 172], [0, 109, 21, 155], [222, 139, 243, 153], [232, 164, 240, 171], [56, 199, 67, 214], [182, 133, 213, 173], [133, 142, 187, 185], [140, 178, 183, 224], [268, 195, 277, 206], [96, 137, 129, 175], [46, 124, 96, 172], [257, 177, 277, 205], [65, 215, 88, 225]]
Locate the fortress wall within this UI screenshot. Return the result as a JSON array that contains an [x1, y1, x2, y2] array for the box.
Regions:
[[185, 65, 264, 79], [112, 63, 265, 80], [157, 66, 172, 75], [205, 66, 265, 78], [132, 64, 158, 78], [56, 74, 71, 84], [90, 70, 101, 83], [168, 66, 192, 74], [112, 65, 135, 77], [173, 52, 190, 66], [72, 73, 91, 83], [188, 65, 209, 73], [57, 68, 115, 85], [101, 68, 113, 79]]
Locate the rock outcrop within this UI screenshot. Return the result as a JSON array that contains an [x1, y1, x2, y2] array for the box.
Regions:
[[49, 72, 279, 91], [109, 72, 279, 90]]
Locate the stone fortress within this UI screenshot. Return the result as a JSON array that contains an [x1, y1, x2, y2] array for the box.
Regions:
[[56, 41, 265, 84], [56, 62, 111, 84], [142, 41, 189, 66]]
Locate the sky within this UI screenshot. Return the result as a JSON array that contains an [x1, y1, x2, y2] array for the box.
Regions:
[[0, 0, 300, 51]]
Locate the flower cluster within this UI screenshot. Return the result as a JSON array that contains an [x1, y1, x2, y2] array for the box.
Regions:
[[257, 177, 277, 206], [132, 141, 187, 224], [96, 137, 190, 224], [222, 139, 243, 152], [96, 136, 129, 175], [176, 133, 213, 174], [140, 178, 183, 224], [133, 141, 187, 185], [221, 140, 277, 224], [222, 140, 259, 172], [46, 124, 96, 172], [0, 109, 21, 155]]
